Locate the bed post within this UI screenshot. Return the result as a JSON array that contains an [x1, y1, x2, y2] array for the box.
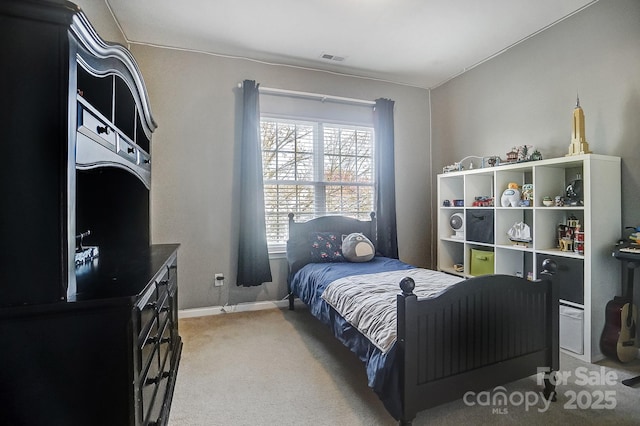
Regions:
[[369, 211, 377, 247], [540, 258, 559, 400], [288, 291, 295, 311], [287, 213, 296, 310], [397, 277, 417, 426]]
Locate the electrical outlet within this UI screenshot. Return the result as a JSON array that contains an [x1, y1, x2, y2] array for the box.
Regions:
[[214, 273, 224, 287]]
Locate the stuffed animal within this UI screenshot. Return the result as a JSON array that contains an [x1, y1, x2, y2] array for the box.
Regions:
[[501, 182, 521, 207], [342, 233, 375, 262]]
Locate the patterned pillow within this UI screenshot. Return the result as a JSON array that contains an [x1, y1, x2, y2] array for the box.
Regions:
[[309, 232, 345, 262]]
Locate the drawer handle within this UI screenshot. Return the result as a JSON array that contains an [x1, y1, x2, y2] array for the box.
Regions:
[[127, 146, 135, 154], [158, 279, 169, 287], [146, 333, 172, 346], [145, 301, 157, 310], [146, 371, 171, 386], [143, 158, 150, 164], [96, 125, 110, 135], [160, 306, 170, 313]]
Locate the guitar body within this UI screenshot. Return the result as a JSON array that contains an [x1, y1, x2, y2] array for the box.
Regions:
[[600, 297, 638, 363]]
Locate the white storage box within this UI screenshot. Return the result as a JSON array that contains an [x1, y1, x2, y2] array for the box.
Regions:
[[559, 305, 584, 354]]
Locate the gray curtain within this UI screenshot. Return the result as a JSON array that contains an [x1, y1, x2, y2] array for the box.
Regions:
[[236, 80, 272, 286], [374, 98, 398, 259]]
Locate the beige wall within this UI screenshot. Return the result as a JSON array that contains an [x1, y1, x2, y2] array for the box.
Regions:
[[74, 0, 431, 310], [128, 47, 431, 309], [74, 0, 126, 45], [74, 0, 639, 310], [431, 0, 640, 229], [431, 0, 640, 309]]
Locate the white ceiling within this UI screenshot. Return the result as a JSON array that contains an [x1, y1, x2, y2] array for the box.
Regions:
[[106, 0, 596, 89]]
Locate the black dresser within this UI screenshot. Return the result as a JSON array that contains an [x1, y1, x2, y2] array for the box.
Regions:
[[0, 1, 181, 425]]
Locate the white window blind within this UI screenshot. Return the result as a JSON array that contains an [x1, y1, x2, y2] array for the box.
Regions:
[[260, 116, 374, 246]]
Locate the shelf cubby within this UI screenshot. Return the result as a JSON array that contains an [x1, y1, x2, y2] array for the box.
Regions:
[[437, 154, 621, 363]]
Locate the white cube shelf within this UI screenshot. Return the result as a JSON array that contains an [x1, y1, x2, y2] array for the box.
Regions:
[[437, 154, 621, 362]]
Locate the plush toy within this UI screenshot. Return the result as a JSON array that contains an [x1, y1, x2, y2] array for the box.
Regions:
[[501, 182, 521, 207], [342, 233, 375, 262]]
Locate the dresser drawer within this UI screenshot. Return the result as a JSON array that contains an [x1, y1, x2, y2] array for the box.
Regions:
[[148, 370, 170, 426], [138, 150, 151, 171], [140, 317, 159, 374], [140, 348, 160, 425], [78, 104, 116, 148], [138, 285, 158, 341], [117, 137, 138, 163], [134, 247, 181, 426], [157, 287, 170, 315], [158, 315, 173, 368], [149, 325, 172, 426], [156, 277, 169, 304], [139, 304, 156, 340], [167, 262, 178, 284]]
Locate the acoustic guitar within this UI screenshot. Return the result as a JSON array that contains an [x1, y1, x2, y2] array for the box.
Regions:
[[601, 243, 639, 363], [600, 296, 637, 363]]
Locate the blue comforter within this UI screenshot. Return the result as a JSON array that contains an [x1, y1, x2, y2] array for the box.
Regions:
[[289, 256, 415, 419]]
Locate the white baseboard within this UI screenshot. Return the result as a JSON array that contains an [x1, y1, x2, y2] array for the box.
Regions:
[[179, 299, 302, 319]]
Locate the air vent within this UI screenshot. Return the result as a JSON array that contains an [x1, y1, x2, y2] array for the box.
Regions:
[[320, 53, 346, 62]]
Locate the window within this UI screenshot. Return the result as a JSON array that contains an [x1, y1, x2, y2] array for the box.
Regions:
[[261, 118, 374, 246]]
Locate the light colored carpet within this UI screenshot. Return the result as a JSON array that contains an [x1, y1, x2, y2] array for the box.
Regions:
[[169, 306, 640, 425]]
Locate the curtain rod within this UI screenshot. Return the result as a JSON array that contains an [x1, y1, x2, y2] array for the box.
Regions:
[[256, 85, 376, 106]]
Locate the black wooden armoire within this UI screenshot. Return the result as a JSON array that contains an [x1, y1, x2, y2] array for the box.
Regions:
[[0, 1, 182, 424]]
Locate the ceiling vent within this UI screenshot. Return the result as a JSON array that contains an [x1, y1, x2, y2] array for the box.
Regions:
[[320, 53, 346, 62]]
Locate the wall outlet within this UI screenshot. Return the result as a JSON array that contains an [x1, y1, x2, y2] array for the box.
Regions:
[[214, 273, 224, 287]]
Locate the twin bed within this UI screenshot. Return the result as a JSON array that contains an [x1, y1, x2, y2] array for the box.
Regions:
[[286, 213, 559, 425]]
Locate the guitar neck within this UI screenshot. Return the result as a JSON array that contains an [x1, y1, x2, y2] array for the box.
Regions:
[[624, 264, 636, 325], [625, 262, 636, 300]]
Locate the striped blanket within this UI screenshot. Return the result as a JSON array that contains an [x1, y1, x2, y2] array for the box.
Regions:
[[321, 269, 463, 353]]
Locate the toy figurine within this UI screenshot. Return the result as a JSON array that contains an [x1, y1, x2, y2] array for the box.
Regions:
[[520, 184, 533, 206]]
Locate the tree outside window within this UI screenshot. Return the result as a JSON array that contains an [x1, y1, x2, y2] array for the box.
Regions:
[[261, 118, 374, 246]]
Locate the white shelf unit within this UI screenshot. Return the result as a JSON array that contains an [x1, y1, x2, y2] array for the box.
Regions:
[[437, 154, 621, 362]]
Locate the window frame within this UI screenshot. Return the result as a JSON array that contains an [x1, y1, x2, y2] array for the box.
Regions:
[[260, 115, 375, 253]]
